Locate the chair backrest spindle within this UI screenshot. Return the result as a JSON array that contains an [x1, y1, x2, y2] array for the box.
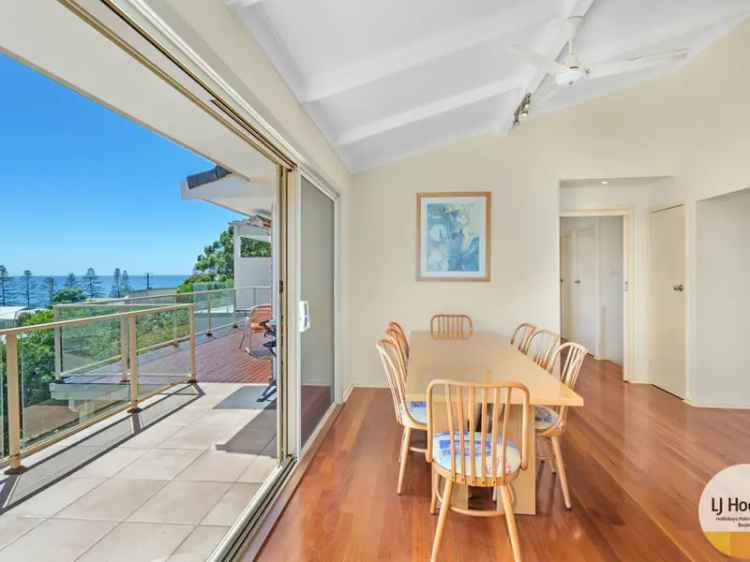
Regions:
[[431, 314, 474, 339], [427, 380, 530, 486], [545, 341, 587, 433], [525, 329, 561, 369], [511, 322, 536, 352], [376, 339, 421, 427]]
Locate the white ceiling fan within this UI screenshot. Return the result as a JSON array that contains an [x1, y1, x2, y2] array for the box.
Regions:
[[509, 15, 690, 104]]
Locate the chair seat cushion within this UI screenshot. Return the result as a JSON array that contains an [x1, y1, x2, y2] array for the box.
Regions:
[[400, 400, 427, 424], [534, 406, 559, 431], [431, 432, 521, 476]]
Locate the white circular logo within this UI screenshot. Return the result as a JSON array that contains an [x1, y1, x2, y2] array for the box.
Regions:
[[699, 464, 750, 559]]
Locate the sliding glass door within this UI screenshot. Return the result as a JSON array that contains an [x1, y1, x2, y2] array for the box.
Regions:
[[299, 176, 335, 447]]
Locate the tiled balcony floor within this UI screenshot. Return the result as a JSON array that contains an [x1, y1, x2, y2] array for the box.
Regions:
[[0, 382, 278, 562]]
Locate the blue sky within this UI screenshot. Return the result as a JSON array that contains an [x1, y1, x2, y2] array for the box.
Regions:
[[0, 51, 243, 276]]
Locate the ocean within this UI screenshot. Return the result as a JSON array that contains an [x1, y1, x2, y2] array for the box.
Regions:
[[0, 274, 190, 309]]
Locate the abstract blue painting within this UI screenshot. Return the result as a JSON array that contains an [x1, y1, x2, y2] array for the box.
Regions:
[[417, 192, 491, 281]]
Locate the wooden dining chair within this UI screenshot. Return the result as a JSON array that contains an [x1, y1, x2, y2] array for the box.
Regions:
[[376, 338, 428, 495], [430, 314, 474, 339], [510, 322, 536, 352], [386, 321, 410, 371], [427, 380, 530, 562], [239, 304, 272, 350], [524, 329, 561, 370], [534, 342, 587, 510]]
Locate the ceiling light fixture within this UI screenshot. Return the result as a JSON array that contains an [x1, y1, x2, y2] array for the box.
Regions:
[[513, 93, 532, 127], [601, 180, 609, 185]]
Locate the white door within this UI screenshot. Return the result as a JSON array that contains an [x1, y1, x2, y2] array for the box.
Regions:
[[573, 227, 597, 353], [561, 228, 596, 352], [649, 205, 686, 398], [560, 233, 574, 338]]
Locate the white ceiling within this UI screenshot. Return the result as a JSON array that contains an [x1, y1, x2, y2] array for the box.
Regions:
[[228, 0, 750, 172]]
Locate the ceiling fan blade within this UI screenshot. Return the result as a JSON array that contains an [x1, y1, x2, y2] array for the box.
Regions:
[[587, 49, 689, 80], [569, 0, 597, 18], [508, 44, 567, 75]]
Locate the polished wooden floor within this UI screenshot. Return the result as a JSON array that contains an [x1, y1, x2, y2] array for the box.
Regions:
[[257, 358, 750, 561]]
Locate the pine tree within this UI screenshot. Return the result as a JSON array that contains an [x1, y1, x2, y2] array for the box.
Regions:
[[0, 265, 10, 306], [82, 268, 103, 298], [44, 276, 56, 306], [64, 273, 78, 288], [121, 270, 131, 295], [110, 268, 122, 298], [22, 270, 34, 308]]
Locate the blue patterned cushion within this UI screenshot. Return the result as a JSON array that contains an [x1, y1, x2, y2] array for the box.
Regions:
[[400, 400, 427, 424], [534, 406, 559, 431], [431, 432, 521, 475]]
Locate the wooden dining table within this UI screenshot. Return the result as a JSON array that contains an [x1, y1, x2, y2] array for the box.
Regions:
[[405, 330, 584, 515]]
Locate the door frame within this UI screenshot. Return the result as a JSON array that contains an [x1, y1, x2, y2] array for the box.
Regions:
[[293, 165, 342, 458], [559, 209, 634, 381]]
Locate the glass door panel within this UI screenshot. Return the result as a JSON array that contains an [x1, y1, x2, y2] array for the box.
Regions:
[[299, 176, 335, 447]]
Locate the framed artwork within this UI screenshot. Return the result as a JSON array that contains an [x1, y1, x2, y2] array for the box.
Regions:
[[416, 191, 491, 282]]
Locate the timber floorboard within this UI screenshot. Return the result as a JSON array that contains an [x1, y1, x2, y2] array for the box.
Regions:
[[255, 357, 750, 561]]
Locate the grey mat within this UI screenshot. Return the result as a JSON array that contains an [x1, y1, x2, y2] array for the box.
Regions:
[[213, 386, 277, 410]]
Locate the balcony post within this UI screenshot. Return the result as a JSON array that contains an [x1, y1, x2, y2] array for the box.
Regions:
[[188, 305, 197, 384], [53, 306, 62, 380], [206, 292, 213, 337], [127, 314, 141, 413], [5, 334, 27, 474], [119, 316, 129, 383], [172, 310, 179, 347], [232, 289, 238, 329]]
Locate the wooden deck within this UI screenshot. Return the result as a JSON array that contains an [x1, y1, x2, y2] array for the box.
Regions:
[[195, 327, 272, 384], [255, 357, 750, 562]]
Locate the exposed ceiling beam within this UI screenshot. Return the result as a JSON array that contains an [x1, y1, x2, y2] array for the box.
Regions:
[[301, 2, 556, 103], [336, 79, 519, 146], [225, 0, 265, 7]]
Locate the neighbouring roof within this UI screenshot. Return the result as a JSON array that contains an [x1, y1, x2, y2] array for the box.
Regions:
[[0, 306, 28, 321]]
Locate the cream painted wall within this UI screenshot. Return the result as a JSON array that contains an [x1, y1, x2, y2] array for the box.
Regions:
[[695, 188, 750, 408], [348, 20, 750, 407]]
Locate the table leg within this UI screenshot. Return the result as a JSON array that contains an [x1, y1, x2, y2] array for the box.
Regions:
[[496, 405, 536, 515]]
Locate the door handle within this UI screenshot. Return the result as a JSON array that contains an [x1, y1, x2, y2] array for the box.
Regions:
[[574, 280, 581, 285], [673, 284, 684, 292], [298, 300, 311, 332]]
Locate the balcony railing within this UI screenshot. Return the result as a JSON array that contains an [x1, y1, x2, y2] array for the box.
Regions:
[[0, 303, 197, 474], [51, 285, 271, 378]]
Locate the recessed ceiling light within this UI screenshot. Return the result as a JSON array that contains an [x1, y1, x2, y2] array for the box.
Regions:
[[601, 180, 609, 185]]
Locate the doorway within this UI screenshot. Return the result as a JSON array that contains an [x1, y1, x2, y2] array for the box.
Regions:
[[560, 214, 629, 372]]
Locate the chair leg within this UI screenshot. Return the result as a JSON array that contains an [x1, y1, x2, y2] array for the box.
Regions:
[[430, 478, 453, 562], [499, 485, 523, 562], [546, 439, 557, 474], [551, 436, 571, 510], [430, 467, 439, 515], [397, 427, 411, 495]]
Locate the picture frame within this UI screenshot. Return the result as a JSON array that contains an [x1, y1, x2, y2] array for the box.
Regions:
[[416, 191, 491, 282]]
